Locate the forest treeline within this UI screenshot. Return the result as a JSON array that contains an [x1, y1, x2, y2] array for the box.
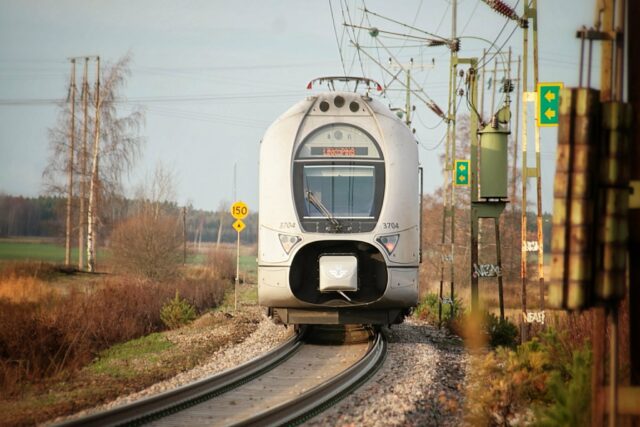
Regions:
[[0, 194, 257, 245]]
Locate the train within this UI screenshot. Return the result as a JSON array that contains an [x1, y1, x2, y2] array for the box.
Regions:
[[258, 77, 421, 326]]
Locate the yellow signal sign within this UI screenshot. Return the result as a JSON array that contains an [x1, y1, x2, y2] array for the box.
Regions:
[[230, 201, 249, 220], [232, 219, 246, 233]]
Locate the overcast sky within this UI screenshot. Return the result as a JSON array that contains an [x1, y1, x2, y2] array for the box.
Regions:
[[0, 0, 596, 212]]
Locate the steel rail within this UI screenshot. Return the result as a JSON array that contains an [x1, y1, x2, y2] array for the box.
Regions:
[[233, 329, 387, 427], [55, 328, 304, 427]]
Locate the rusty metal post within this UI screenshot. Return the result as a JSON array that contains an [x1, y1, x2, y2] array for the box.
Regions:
[[520, 0, 530, 343], [469, 62, 480, 313], [495, 217, 505, 320], [530, 0, 545, 311], [593, 1, 614, 425]]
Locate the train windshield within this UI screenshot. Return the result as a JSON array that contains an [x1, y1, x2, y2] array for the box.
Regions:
[[294, 124, 384, 233], [303, 165, 375, 218]]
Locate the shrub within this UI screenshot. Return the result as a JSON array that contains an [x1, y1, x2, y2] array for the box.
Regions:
[[485, 312, 519, 349], [414, 292, 463, 325], [207, 247, 235, 281], [465, 327, 592, 426], [534, 348, 591, 427], [160, 291, 197, 329], [110, 213, 182, 281]]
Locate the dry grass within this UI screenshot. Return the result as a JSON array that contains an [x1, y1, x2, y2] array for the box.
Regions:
[[0, 275, 60, 303], [0, 263, 230, 398]]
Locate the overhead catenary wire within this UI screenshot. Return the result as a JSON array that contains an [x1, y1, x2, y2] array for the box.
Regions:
[[341, 0, 367, 78], [459, 0, 481, 36], [362, 5, 450, 43], [352, 41, 445, 121], [329, 0, 349, 77], [474, 0, 522, 71]]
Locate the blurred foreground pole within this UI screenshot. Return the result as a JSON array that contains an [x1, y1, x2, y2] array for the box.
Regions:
[[628, 0, 640, 388]]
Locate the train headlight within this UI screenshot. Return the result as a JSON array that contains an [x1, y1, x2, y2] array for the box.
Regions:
[[376, 234, 399, 255], [278, 234, 302, 254]]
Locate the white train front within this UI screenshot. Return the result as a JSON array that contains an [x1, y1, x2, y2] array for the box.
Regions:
[[258, 87, 421, 325]]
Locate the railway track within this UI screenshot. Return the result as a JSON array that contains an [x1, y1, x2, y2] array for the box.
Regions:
[[57, 326, 386, 427]]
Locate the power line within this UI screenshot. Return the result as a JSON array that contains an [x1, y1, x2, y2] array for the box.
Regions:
[[0, 91, 303, 106]]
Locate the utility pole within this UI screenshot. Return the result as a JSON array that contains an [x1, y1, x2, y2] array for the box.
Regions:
[[78, 57, 90, 270], [87, 56, 100, 273], [516, 0, 545, 342], [183, 206, 187, 265], [233, 162, 237, 201], [64, 59, 77, 267], [438, 0, 459, 324], [405, 67, 411, 126]]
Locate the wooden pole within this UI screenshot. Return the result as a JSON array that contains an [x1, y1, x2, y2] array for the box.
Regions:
[[78, 57, 89, 270], [64, 59, 76, 266], [87, 56, 100, 273]]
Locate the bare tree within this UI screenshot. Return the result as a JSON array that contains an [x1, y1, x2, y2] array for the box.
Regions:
[[88, 55, 147, 271], [64, 59, 77, 266], [216, 200, 229, 248], [44, 53, 145, 272], [111, 163, 182, 281]]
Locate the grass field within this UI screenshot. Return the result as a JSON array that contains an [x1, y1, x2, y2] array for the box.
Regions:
[[0, 240, 76, 263], [0, 239, 258, 279]]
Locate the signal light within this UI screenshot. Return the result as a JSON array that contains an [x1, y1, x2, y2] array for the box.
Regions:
[[278, 234, 301, 254], [376, 234, 399, 255]]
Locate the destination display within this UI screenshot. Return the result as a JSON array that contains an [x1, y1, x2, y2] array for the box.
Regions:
[[297, 124, 382, 160], [310, 146, 369, 157]]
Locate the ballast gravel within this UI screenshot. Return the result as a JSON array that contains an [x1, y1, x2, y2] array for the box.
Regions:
[[50, 311, 293, 424], [53, 315, 466, 426], [308, 318, 467, 427]]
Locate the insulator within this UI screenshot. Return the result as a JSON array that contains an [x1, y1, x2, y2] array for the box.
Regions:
[[458, 88, 464, 96], [500, 78, 514, 93], [449, 38, 460, 52], [427, 39, 446, 47], [484, 0, 526, 26], [427, 101, 445, 119]]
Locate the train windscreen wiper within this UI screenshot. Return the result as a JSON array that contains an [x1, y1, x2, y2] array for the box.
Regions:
[[306, 191, 342, 231]]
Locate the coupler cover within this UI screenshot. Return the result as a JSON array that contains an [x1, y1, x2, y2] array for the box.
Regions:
[[319, 255, 358, 292]]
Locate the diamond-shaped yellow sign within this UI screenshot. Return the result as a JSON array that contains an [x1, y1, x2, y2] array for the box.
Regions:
[[232, 219, 246, 233]]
